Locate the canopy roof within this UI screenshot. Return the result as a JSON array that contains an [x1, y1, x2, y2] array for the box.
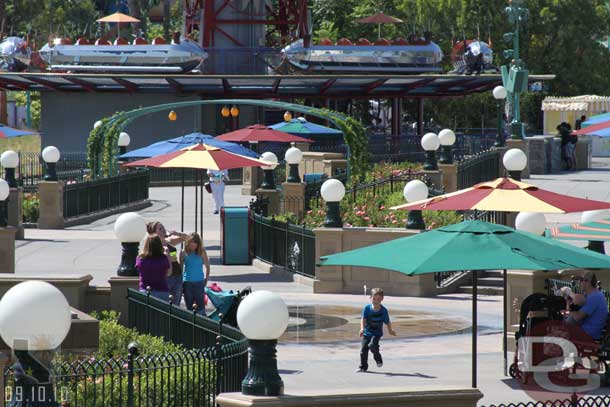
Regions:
[[216, 124, 312, 143], [546, 219, 610, 241], [0, 124, 37, 138], [269, 118, 342, 136], [542, 95, 610, 112]]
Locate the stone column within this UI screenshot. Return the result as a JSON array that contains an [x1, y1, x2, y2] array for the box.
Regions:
[[255, 189, 280, 217], [438, 163, 457, 193], [575, 136, 592, 170], [505, 139, 530, 179], [422, 170, 444, 193], [313, 228, 344, 294], [242, 167, 262, 196], [7, 188, 24, 240], [38, 181, 65, 229], [281, 182, 306, 220], [0, 227, 17, 274], [322, 159, 347, 178], [108, 276, 140, 326]]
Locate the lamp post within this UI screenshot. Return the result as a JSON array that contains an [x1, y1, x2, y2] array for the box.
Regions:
[[321, 178, 345, 228], [1, 150, 19, 188], [284, 146, 303, 183], [438, 129, 456, 164], [260, 152, 278, 190], [403, 180, 428, 230], [42, 146, 60, 182], [283, 111, 293, 122], [0, 281, 71, 407], [502, 148, 527, 181], [493, 86, 508, 147], [114, 212, 146, 276], [0, 179, 8, 227], [515, 212, 546, 235], [118, 132, 131, 155], [237, 290, 289, 396], [421, 132, 440, 171], [582, 210, 609, 254]]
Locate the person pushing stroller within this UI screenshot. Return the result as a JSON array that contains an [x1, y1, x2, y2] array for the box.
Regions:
[[358, 288, 396, 372]]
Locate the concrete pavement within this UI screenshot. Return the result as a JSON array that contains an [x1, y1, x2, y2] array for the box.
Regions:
[[14, 161, 610, 405]]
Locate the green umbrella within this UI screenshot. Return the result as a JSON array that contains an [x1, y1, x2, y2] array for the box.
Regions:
[[319, 220, 610, 388], [546, 220, 610, 253]]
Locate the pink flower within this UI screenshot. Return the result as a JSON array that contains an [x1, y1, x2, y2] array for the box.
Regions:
[[402, 219, 408, 223], [363, 216, 370, 221], [307, 210, 312, 215], [318, 210, 324, 215], [392, 220, 398, 224], [380, 205, 385, 210], [369, 224, 374, 227], [345, 223, 352, 227]]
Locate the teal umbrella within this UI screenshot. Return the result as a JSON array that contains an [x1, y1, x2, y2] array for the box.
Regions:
[[319, 220, 610, 388]]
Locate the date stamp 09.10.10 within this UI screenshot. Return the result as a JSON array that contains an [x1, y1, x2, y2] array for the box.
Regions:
[[5, 385, 69, 404]]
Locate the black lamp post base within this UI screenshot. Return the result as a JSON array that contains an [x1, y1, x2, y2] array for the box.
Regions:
[[9, 350, 57, 407], [260, 170, 276, 190], [406, 210, 425, 230], [117, 242, 140, 277], [438, 146, 453, 164], [43, 163, 58, 182], [5, 168, 17, 188], [423, 151, 438, 171], [323, 202, 342, 228], [587, 240, 605, 254], [508, 171, 522, 181], [241, 339, 284, 397], [286, 164, 301, 183]]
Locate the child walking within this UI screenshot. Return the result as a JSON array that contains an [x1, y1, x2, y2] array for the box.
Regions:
[[358, 288, 396, 372], [180, 233, 211, 314]]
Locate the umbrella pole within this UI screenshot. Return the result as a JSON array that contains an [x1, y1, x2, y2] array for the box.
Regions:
[[200, 169, 203, 235], [195, 169, 199, 235], [472, 269, 478, 389], [181, 169, 185, 232], [378, 23, 381, 39], [503, 268, 508, 377]]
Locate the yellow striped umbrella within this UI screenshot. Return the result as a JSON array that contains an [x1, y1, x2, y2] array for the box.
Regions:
[[392, 177, 610, 213], [123, 143, 272, 170]]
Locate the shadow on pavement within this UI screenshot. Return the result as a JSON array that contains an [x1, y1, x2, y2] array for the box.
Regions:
[[211, 272, 294, 283], [364, 371, 436, 378], [278, 369, 303, 375]]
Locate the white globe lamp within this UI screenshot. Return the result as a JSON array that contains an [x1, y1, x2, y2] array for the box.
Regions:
[[493, 86, 508, 100], [581, 210, 610, 253], [260, 152, 278, 190], [515, 212, 546, 235], [114, 212, 146, 276], [42, 146, 61, 181], [0, 178, 8, 227], [421, 132, 440, 170], [284, 147, 303, 183], [503, 148, 527, 180], [237, 290, 288, 396], [438, 129, 456, 164], [1, 150, 19, 188], [493, 86, 508, 147], [321, 178, 345, 228], [93, 120, 103, 129], [403, 180, 428, 230]]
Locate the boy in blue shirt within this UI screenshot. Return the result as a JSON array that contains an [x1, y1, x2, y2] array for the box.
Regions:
[[358, 288, 396, 372]]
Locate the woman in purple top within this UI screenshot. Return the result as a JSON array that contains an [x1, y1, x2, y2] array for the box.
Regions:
[[136, 234, 171, 301]]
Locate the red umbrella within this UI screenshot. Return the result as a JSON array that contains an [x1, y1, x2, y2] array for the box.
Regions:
[[216, 124, 312, 144], [573, 120, 610, 135], [357, 12, 403, 39]]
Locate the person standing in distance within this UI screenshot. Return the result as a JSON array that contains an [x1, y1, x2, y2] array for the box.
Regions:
[[207, 169, 230, 214]]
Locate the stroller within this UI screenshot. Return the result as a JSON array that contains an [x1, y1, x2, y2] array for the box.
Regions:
[[509, 293, 566, 383], [204, 285, 251, 328]]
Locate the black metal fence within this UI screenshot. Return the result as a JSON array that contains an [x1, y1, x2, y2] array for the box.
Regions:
[[63, 169, 150, 220], [483, 394, 610, 407], [0, 152, 90, 190], [456, 149, 501, 190], [250, 213, 316, 278]]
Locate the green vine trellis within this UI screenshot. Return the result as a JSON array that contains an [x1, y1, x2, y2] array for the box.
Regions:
[[86, 100, 368, 182]]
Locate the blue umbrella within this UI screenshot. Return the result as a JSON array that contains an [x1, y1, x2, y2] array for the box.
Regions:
[[119, 132, 258, 158], [0, 124, 37, 138]]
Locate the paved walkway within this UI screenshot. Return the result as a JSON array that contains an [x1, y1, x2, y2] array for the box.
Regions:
[[14, 161, 610, 405]]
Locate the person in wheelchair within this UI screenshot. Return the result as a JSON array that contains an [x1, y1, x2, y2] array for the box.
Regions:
[[565, 271, 609, 341]]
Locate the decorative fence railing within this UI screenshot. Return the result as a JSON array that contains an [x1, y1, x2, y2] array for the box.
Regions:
[[0, 152, 89, 190], [456, 148, 501, 190], [547, 278, 610, 306], [250, 213, 316, 278], [63, 169, 149, 220], [147, 167, 243, 186], [483, 394, 610, 407]]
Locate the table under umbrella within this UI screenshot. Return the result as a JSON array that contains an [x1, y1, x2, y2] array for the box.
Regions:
[[319, 220, 610, 388], [356, 12, 403, 39], [124, 143, 271, 233]]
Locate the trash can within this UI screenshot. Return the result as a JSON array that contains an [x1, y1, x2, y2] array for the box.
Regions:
[[221, 206, 250, 265]]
